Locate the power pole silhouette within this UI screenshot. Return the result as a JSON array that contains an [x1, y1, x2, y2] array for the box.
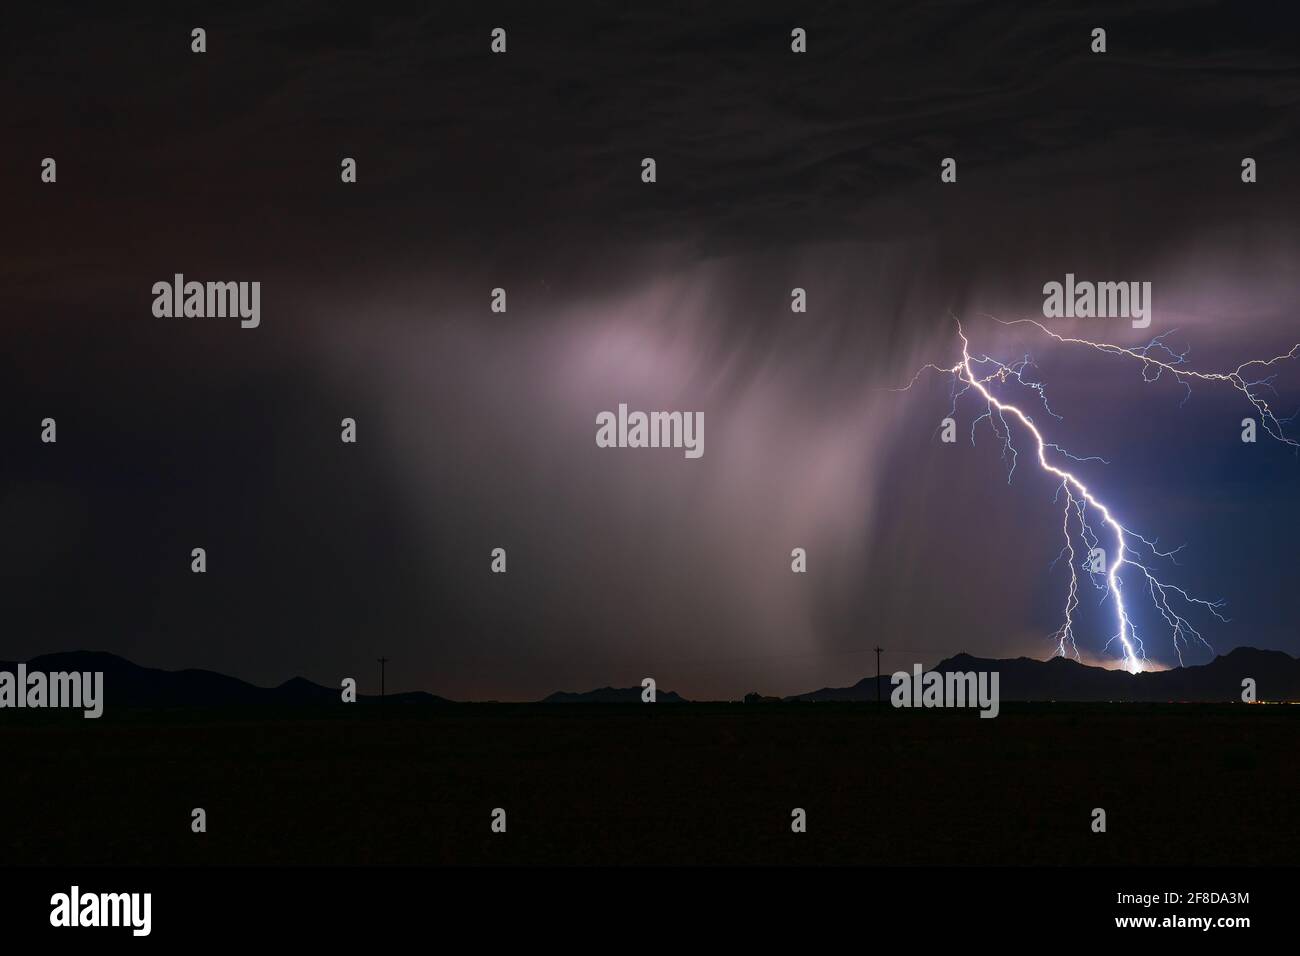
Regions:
[[874, 647, 884, 702], [377, 657, 389, 697]]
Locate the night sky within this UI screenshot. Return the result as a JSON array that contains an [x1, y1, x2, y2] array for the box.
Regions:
[[4, 2, 1298, 700]]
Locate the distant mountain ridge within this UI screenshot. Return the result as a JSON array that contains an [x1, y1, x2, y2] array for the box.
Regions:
[[0, 651, 452, 708], [5, 647, 1297, 707], [0, 652, 686, 707], [788, 647, 1300, 702], [541, 686, 687, 704]]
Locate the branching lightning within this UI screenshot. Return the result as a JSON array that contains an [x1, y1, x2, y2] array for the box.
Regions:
[[896, 317, 1300, 673]]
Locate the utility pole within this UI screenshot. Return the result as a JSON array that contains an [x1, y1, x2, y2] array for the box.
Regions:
[[377, 657, 389, 697], [874, 647, 884, 703]]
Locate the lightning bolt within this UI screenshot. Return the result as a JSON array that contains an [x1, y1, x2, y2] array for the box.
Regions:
[[896, 318, 1300, 673]]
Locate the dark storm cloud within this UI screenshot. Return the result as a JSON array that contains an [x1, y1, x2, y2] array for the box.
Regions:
[[3, 2, 1299, 697], [9, 2, 1297, 272]]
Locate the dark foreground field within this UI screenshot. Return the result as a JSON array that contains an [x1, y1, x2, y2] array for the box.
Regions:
[[3, 703, 1296, 865]]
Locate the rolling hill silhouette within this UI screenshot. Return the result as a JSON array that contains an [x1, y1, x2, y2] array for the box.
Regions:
[[789, 647, 1300, 702], [5, 648, 1297, 706], [541, 686, 687, 703], [0, 651, 452, 707]]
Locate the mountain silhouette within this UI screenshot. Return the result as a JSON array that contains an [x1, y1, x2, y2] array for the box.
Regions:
[[789, 647, 1300, 702], [541, 686, 687, 703], [7, 648, 1295, 706], [0, 651, 452, 707]]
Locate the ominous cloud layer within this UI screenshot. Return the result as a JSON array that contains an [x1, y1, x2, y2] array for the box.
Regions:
[[4, 2, 1299, 698]]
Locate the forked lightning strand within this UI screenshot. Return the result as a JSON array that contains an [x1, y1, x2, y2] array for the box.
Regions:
[[897, 318, 1299, 673]]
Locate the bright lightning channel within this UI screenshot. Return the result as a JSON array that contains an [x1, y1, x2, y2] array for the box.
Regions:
[[896, 317, 1300, 673]]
